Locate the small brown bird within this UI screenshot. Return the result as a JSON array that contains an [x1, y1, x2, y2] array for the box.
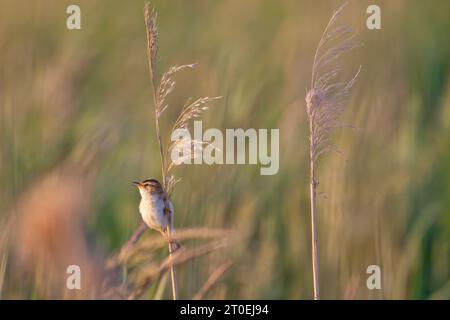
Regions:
[[132, 179, 174, 234]]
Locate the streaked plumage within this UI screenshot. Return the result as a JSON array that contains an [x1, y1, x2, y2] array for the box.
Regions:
[[133, 179, 174, 234]]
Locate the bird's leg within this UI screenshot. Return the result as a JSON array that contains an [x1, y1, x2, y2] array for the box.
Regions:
[[169, 238, 182, 253], [168, 240, 181, 254]]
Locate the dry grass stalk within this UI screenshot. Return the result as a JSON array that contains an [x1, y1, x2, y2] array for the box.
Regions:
[[12, 167, 103, 298], [142, 2, 220, 300], [111, 227, 235, 268], [127, 239, 231, 299], [103, 228, 234, 299], [193, 260, 232, 300], [305, 2, 360, 300], [144, 2, 178, 300]]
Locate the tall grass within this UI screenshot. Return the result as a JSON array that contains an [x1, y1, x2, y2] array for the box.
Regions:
[[142, 2, 221, 299], [305, 3, 360, 300]]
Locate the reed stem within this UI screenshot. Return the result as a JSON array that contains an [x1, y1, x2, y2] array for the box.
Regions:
[[144, 3, 178, 299], [167, 228, 179, 300], [149, 70, 179, 301], [309, 120, 320, 300]]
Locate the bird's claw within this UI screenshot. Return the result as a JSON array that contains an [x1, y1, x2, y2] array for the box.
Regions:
[[169, 240, 182, 254]]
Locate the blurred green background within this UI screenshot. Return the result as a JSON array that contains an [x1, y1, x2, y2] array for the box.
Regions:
[[0, 0, 449, 299]]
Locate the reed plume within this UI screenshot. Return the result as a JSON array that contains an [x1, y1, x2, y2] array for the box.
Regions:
[[143, 2, 220, 300], [305, 2, 360, 300]]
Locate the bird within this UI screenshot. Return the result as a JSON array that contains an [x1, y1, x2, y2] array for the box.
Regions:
[[133, 178, 180, 252], [133, 178, 174, 234]]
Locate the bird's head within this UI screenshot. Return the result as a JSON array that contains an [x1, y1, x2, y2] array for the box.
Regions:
[[132, 178, 164, 197]]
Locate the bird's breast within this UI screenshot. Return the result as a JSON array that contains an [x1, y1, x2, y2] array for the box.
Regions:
[[139, 197, 167, 231]]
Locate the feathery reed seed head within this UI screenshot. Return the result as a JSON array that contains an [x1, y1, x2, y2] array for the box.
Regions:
[[144, 3, 158, 80], [306, 87, 324, 115], [305, 2, 361, 300], [306, 2, 360, 162]]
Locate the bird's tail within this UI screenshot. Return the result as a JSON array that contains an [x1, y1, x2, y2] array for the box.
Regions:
[[164, 202, 181, 252]]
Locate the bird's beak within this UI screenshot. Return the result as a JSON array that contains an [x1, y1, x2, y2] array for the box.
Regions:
[[132, 181, 142, 188]]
